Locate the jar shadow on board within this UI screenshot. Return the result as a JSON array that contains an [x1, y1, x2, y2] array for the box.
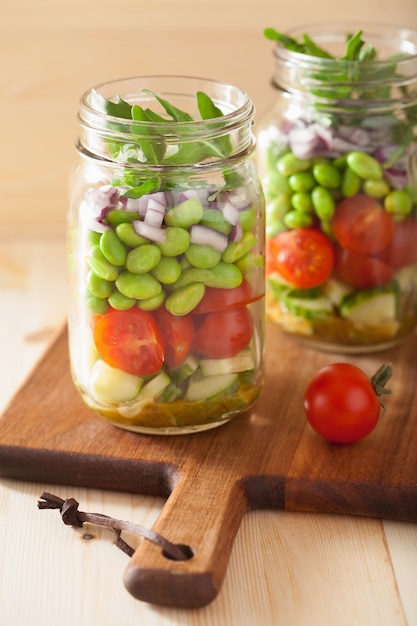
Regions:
[[68, 76, 265, 435], [256, 22, 417, 353]]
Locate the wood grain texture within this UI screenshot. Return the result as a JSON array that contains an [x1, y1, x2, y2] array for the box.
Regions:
[[1, 324, 416, 607]]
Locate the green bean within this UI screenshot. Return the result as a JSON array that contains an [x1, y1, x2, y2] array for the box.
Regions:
[[199, 209, 232, 235], [151, 256, 182, 284], [87, 295, 110, 315], [222, 232, 257, 263], [312, 163, 342, 189], [165, 282, 205, 316], [291, 192, 314, 213], [87, 272, 113, 299], [100, 229, 127, 266], [311, 186, 336, 220], [105, 209, 140, 226], [363, 179, 390, 199], [86, 246, 119, 281], [384, 190, 413, 216], [277, 152, 312, 177], [185, 244, 222, 269], [288, 171, 315, 192], [126, 244, 162, 274], [116, 271, 162, 300], [164, 199, 204, 228], [108, 290, 136, 310], [283, 210, 313, 229], [137, 290, 166, 311], [156, 227, 190, 256], [341, 167, 362, 197], [346, 151, 383, 180], [115, 223, 149, 247]]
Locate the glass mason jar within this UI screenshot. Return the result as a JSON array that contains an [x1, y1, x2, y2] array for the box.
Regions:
[[68, 76, 265, 434], [257, 23, 417, 352]]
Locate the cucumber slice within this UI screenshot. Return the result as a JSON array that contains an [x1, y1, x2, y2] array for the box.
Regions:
[[90, 360, 143, 404], [138, 371, 172, 401], [323, 277, 354, 307], [185, 372, 239, 402], [282, 288, 333, 320], [339, 284, 398, 323], [172, 354, 200, 383], [200, 352, 254, 376]]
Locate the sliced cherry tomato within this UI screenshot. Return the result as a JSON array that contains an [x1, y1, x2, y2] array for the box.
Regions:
[[376, 218, 417, 270], [192, 280, 261, 315], [304, 362, 392, 444], [332, 195, 394, 256], [154, 308, 194, 369], [266, 228, 334, 288], [335, 245, 393, 289], [93, 308, 164, 377], [192, 307, 253, 358]]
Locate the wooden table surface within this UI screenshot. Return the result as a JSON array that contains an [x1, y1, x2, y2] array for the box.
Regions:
[[1, 2, 417, 625]]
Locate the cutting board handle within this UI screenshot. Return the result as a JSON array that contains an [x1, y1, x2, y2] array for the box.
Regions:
[[123, 468, 248, 607]]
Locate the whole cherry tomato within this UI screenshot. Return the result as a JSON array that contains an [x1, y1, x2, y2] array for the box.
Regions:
[[303, 362, 392, 444], [192, 307, 253, 359], [266, 228, 334, 288], [332, 195, 394, 256]]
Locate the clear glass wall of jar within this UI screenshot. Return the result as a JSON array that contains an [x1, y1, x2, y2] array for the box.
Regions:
[[257, 23, 417, 352], [68, 76, 265, 434]]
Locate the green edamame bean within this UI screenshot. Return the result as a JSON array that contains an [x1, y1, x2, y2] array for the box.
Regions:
[[239, 207, 256, 232], [311, 186, 336, 221], [265, 170, 291, 197], [363, 179, 390, 199], [87, 272, 113, 299], [185, 244, 222, 269], [312, 163, 342, 189], [288, 171, 316, 193], [341, 167, 362, 197], [165, 282, 205, 316], [346, 151, 383, 181], [137, 290, 166, 311], [266, 222, 286, 238], [174, 267, 214, 289], [100, 229, 127, 266], [266, 194, 292, 222], [222, 232, 257, 263], [291, 192, 314, 213], [235, 251, 256, 273], [164, 199, 204, 228], [126, 244, 162, 274], [105, 209, 140, 226], [108, 290, 136, 310], [283, 210, 313, 229], [87, 295, 110, 315], [156, 227, 190, 257], [116, 271, 162, 300], [277, 152, 312, 177], [333, 154, 348, 170], [88, 231, 101, 246], [151, 256, 182, 284], [115, 223, 149, 247], [384, 190, 413, 215], [86, 246, 119, 281], [204, 262, 243, 289], [200, 209, 232, 235]]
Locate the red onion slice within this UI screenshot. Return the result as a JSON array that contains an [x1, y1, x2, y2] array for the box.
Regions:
[[190, 225, 228, 252]]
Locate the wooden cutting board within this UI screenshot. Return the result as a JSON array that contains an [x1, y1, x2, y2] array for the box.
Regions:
[[1, 324, 417, 608]]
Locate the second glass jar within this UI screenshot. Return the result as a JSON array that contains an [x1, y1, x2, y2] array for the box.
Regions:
[[257, 23, 417, 352]]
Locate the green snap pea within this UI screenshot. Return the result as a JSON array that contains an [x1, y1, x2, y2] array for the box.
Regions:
[[288, 171, 316, 192], [311, 186, 336, 220], [105, 209, 140, 226], [165, 282, 205, 316], [137, 290, 166, 311], [277, 152, 312, 177], [185, 244, 222, 269], [204, 262, 243, 289], [346, 151, 383, 181], [164, 199, 204, 228], [222, 232, 257, 264], [115, 223, 149, 247], [291, 192, 314, 213], [239, 207, 256, 232], [156, 227, 190, 257], [283, 210, 313, 229], [312, 163, 342, 189], [126, 244, 162, 274], [87, 272, 113, 299], [108, 290, 136, 310], [151, 256, 182, 284], [341, 167, 362, 197], [363, 179, 390, 199], [199, 209, 232, 235], [100, 229, 127, 266], [87, 295, 110, 315], [116, 271, 162, 300], [384, 190, 413, 215], [86, 246, 119, 281]]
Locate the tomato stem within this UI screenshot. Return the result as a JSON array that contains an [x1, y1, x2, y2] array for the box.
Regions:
[[370, 363, 393, 417]]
